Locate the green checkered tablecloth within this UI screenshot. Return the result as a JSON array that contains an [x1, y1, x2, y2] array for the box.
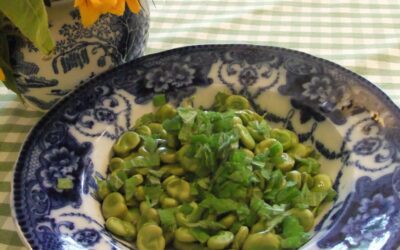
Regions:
[[1, 0, 400, 248]]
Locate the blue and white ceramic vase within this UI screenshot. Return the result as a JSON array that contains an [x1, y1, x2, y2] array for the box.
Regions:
[[8, 0, 149, 111]]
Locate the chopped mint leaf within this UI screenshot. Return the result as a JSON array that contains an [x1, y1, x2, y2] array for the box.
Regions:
[[178, 107, 197, 125], [143, 185, 163, 207], [250, 197, 286, 219], [189, 228, 210, 244], [180, 203, 194, 215], [135, 113, 155, 127], [124, 154, 160, 169], [142, 136, 157, 153], [163, 116, 182, 133], [295, 157, 320, 175], [124, 176, 137, 200], [281, 216, 310, 248], [158, 208, 177, 231], [153, 94, 167, 107], [275, 181, 301, 204], [57, 178, 73, 190]]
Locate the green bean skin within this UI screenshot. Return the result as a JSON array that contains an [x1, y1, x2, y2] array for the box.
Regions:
[[165, 177, 191, 202], [250, 220, 266, 234], [160, 165, 186, 176], [161, 197, 179, 208], [109, 157, 125, 172], [242, 232, 281, 250], [225, 95, 250, 110], [141, 206, 160, 224], [173, 240, 207, 250], [135, 125, 152, 136], [219, 214, 237, 229], [148, 123, 168, 138], [289, 208, 315, 232], [232, 226, 249, 249], [235, 124, 256, 150], [137, 223, 165, 250], [123, 208, 141, 225], [97, 180, 110, 201], [312, 174, 332, 192], [106, 217, 136, 240], [286, 170, 302, 189], [301, 172, 315, 189], [159, 148, 178, 164], [102, 192, 128, 219], [166, 134, 180, 149], [207, 231, 234, 250], [177, 144, 199, 172], [113, 131, 141, 157], [156, 103, 177, 121], [273, 153, 295, 172], [134, 186, 146, 201], [175, 227, 197, 243], [175, 212, 188, 226], [288, 143, 313, 158]]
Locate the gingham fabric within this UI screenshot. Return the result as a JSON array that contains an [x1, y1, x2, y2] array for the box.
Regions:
[[1, 0, 399, 248]]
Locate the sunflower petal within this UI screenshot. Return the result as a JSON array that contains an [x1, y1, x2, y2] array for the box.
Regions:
[[76, 1, 102, 27], [91, 0, 118, 12], [108, 0, 126, 16], [0, 68, 5, 81], [126, 0, 141, 13]]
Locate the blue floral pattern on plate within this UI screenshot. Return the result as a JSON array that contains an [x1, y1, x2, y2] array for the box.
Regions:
[[12, 45, 400, 249]]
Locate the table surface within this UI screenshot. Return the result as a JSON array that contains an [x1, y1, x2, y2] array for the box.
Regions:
[[1, 0, 400, 248]]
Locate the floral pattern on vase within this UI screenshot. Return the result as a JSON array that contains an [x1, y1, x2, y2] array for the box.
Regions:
[[8, 0, 149, 110]]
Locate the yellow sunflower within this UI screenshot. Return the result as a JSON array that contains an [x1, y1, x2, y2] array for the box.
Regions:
[[74, 0, 142, 27], [0, 68, 5, 81]]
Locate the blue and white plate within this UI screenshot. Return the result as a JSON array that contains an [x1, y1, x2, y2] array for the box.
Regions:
[[12, 45, 400, 250]]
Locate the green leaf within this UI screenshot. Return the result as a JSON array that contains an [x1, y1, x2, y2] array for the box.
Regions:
[[142, 136, 158, 153], [56, 178, 73, 190], [275, 181, 301, 204], [178, 107, 197, 125], [124, 176, 137, 200], [162, 116, 182, 133], [184, 220, 226, 231], [281, 216, 310, 248], [250, 197, 286, 219], [158, 208, 177, 231], [0, 34, 19, 94], [124, 154, 160, 169], [135, 113, 155, 127], [212, 92, 230, 112], [295, 184, 328, 207], [108, 171, 126, 191], [179, 203, 194, 215], [295, 157, 320, 175], [153, 94, 167, 107], [189, 228, 210, 244], [200, 194, 236, 214], [178, 124, 193, 142], [326, 188, 337, 201], [0, 0, 55, 54], [143, 185, 163, 207]]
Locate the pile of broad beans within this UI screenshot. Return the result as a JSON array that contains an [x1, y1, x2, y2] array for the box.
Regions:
[[97, 93, 336, 250]]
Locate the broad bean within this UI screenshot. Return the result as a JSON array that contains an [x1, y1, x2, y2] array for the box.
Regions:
[[242, 232, 281, 250], [102, 192, 128, 219], [207, 231, 234, 250], [113, 131, 141, 156], [106, 217, 136, 240], [137, 223, 165, 250]]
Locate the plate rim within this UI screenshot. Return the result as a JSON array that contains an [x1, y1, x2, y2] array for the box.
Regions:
[[11, 44, 400, 249]]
